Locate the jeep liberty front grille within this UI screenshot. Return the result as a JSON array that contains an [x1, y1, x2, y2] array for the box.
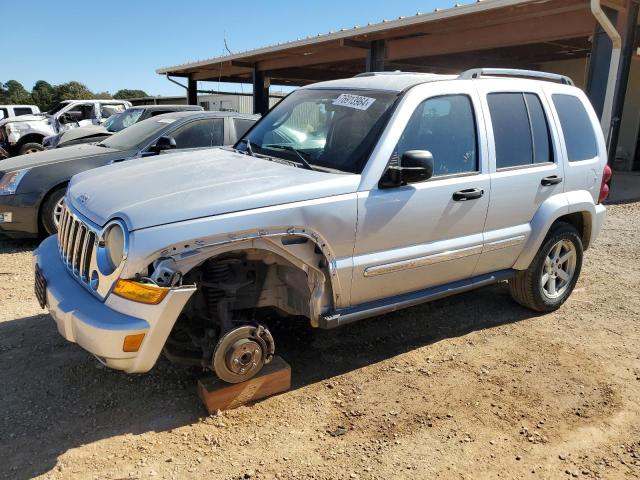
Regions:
[[58, 203, 97, 287]]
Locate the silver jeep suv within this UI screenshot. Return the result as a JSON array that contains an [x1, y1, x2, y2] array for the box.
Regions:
[[34, 69, 610, 384]]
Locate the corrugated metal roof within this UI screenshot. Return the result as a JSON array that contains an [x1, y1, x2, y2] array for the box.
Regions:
[[156, 0, 535, 74]]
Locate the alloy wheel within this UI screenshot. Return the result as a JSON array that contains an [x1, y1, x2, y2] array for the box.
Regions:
[[541, 239, 577, 299], [52, 198, 65, 229]]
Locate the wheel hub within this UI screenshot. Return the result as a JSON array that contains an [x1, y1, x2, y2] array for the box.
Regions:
[[226, 338, 262, 377], [212, 325, 275, 383]]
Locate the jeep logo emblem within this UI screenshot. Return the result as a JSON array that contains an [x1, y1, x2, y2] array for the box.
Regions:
[[77, 194, 90, 204]]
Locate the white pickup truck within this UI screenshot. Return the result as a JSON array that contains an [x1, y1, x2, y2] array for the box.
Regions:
[[0, 99, 130, 157]]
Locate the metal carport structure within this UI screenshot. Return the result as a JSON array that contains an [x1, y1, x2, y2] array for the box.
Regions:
[[157, 0, 640, 170]]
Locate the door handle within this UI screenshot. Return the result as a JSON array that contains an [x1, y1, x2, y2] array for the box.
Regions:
[[452, 188, 484, 201], [541, 175, 562, 186]]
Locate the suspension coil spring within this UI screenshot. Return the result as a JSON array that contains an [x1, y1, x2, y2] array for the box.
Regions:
[[203, 260, 231, 318]]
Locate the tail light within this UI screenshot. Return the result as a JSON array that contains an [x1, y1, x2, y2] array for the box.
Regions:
[[598, 164, 612, 203]]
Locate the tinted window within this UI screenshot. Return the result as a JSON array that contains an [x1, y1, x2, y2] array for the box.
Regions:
[[395, 94, 477, 176], [14, 107, 33, 116], [488, 93, 532, 168], [150, 110, 174, 117], [488, 92, 553, 168], [171, 119, 224, 148], [525, 94, 552, 164], [552, 94, 598, 161], [0, 108, 7, 120]]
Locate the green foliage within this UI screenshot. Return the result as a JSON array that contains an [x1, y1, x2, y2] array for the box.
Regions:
[[93, 91, 114, 100], [114, 89, 148, 100], [53, 81, 95, 102], [31, 80, 56, 111], [0, 80, 33, 104], [0, 80, 149, 109]]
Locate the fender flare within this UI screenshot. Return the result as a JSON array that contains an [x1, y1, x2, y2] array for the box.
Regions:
[[513, 190, 597, 270]]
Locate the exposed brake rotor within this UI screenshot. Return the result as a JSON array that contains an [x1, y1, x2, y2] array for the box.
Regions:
[[212, 325, 274, 383]]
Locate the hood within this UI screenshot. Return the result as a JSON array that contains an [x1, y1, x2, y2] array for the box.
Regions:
[[68, 148, 360, 230], [0, 114, 48, 126], [0, 143, 120, 171], [59, 125, 108, 143]]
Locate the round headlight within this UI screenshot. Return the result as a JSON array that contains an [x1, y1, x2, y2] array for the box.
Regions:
[[103, 223, 125, 271]]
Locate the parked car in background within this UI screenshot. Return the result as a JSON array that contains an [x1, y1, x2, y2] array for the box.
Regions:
[[0, 99, 130, 157], [43, 104, 204, 149], [0, 105, 41, 121], [32, 69, 609, 384], [0, 111, 259, 238]]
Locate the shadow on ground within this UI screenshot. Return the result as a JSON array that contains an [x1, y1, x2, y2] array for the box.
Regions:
[[0, 281, 538, 479]]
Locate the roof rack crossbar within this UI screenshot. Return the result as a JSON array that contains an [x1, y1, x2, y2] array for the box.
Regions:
[[458, 68, 574, 86]]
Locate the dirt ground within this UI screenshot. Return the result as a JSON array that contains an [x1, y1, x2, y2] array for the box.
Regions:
[[1, 203, 639, 480]]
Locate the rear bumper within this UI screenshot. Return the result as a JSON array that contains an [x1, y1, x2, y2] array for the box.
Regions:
[[34, 235, 196, 373], [590, 203, 607, 247], [0, 192, 40, 238]]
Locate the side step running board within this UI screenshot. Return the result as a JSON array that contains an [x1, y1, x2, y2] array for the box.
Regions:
[[319, 269, 515, 329]]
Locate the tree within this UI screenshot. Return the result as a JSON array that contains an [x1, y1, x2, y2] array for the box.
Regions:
[[114, 89, 148, 100], [93, 91, 113, 100], [31, 80, 56, 111], [1, 80, 33, 104], [53, 81, 94, 102]]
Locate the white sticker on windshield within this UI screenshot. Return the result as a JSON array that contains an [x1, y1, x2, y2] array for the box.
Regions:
[[156, 118, 176, 124], [332, 94, 376, 111]]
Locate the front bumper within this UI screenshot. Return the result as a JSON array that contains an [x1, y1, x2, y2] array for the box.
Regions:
[[0, 192, 40, 238], [34, 235, 196, 373]]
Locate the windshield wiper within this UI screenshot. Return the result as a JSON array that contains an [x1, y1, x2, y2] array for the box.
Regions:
[[264, 144, 314, 170]]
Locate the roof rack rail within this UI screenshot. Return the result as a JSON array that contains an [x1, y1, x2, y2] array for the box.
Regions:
[[458, 68, 574, 86]]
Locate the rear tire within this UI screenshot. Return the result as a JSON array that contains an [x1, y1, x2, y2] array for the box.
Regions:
[[19, 142, 44, 155], [508, 222, 583, 312], [41, 187, 66, 236]]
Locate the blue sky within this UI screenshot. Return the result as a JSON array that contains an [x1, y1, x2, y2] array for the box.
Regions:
[[3, 0, 470, 97]]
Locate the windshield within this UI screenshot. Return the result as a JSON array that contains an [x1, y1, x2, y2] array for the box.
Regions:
[[237, 89, 398, 174], [104, 108, 144, 132], [99, 116, 174, 150]]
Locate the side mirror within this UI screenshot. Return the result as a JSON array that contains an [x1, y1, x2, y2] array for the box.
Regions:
[[380, 150, 434, 188], [150, 136, 176, 154]]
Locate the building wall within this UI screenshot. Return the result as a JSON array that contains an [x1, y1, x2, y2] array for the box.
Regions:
[[538, 58, 588, 89], [198, 94, 283, 113], [616, 58, 640, 170]]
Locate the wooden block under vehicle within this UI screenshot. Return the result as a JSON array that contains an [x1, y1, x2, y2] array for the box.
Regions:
[[197, 356, 291, 413]]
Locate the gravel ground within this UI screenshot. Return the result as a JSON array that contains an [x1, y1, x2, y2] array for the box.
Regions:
[[1, 203, 639, 480]]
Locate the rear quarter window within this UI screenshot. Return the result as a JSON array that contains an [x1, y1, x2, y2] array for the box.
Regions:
[[14, 107, 34, 116], [552, 94, 598, 161]]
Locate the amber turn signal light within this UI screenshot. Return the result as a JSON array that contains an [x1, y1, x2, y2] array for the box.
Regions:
[[123, 333, 146, 352], [113, 279, 169, 305]]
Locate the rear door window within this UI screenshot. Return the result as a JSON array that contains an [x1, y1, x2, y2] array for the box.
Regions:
[[488, 92, 553, 168], [552, 94, 598, 161]]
